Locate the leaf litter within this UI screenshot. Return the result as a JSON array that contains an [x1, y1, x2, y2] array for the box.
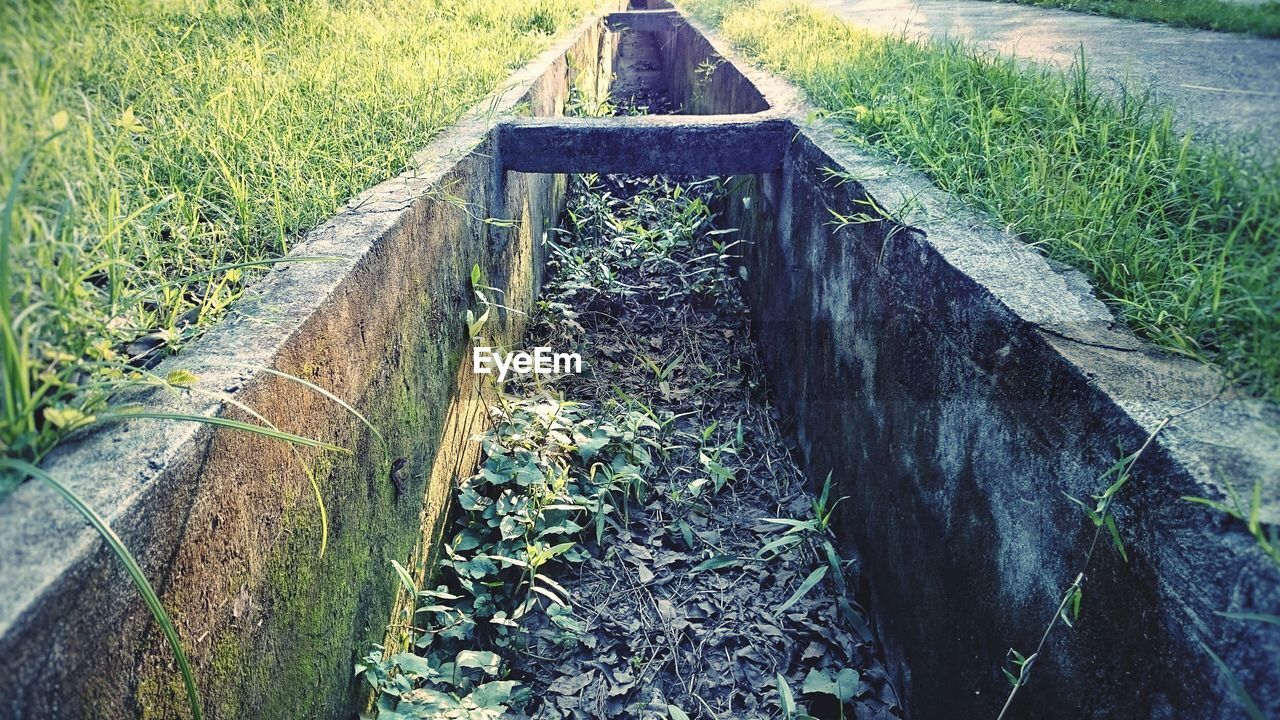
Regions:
[[358, 170, 901, 719]]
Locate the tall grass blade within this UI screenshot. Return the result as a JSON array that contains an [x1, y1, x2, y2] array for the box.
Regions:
[[95, 411, 349, 453], [1200, 641, 1265, 720], [227, 364, 385, 449], [0, 458, 203, 720], [776, 565, 828, 614]]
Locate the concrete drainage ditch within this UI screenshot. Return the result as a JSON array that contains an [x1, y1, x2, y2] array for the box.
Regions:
[[0, 2, 1276, 718]]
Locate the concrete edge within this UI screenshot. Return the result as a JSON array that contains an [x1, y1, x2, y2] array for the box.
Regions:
[[674, 3, 1280, 513], [0, 3, 617, 640]]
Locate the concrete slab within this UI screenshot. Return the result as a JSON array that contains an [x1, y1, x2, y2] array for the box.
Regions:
[[810, 0, 1280, 158], [498, 115, 789, 173]]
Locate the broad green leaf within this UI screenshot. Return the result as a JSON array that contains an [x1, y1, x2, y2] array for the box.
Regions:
[[822, 541, 847, 596], [390, 560, 417, 595], [452, 530, 482, 552], [678, 519, 695, 549], [1104, 513, 1128, 562], [455, 649, 501, 675], [801, 667, 859, 702], [757, 533, 802, 558], [838, 597, 873, 642], [760, 517, 817, 531], [388, 652, 435, 680], [777, 672, 796, 716], [471, 680, 519, 707], [575, 428, 610, 461], [801, 668, 837, 696]]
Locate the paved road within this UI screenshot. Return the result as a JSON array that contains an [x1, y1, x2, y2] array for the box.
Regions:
[[809, 0, 1280, 159]]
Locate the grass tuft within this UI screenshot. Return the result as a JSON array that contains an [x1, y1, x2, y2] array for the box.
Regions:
[[686, 0, 1280, 402], [0, 0, 597, 469]]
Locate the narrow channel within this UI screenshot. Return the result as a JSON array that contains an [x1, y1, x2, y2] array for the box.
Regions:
[[359, 172, 901, 719]]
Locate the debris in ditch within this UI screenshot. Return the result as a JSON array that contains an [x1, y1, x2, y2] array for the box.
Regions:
[[358, 175, 900, 720]]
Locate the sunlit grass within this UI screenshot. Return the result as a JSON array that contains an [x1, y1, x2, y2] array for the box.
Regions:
[[686, 0, 1280, 402], [980, 0, 1280, 37], [0, 0, 597, 467]]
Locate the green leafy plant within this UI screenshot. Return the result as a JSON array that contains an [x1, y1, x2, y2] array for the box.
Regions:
[[994, 402, 1225, 718], [995, 410, 1169, 720], [358, 391, 659, 718], [802, 666, 860, 720], [1182, 478, 1277, 716]]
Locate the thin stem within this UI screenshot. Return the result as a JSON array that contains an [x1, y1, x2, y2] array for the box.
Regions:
[[994, 389, 1220, 719]]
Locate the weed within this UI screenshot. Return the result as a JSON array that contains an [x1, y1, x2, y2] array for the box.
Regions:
[[0, 458, 204, 720], [357, 391, 660, 717], [1185, 477, 1280, 567], [1183, 475, 1278, 717], [994, 392, 1220, 718], [362, 173, 901, 717]]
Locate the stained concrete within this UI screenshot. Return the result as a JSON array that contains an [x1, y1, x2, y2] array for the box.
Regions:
[[811, 0, 1280, 158], [664, 9, 1280, 719], [0, 6, 624, 717], [1, 3, 1277, 719], [605, 8, 680, 31]]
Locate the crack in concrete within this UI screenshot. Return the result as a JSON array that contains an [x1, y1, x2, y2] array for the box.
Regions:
[[1035, 324, 1141, 352]]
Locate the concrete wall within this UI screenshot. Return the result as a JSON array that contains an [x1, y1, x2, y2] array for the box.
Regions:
[[4, 6, 1275, 720], [663, 11, 1280, 720], [0, 9, 622, 718]]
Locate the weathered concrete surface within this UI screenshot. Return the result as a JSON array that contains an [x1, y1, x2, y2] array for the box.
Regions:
[[759, 130, 1280, 719], [810, 0, 1280, 158], [498, 115, 790, 173], [3, 4, 1276, 719], [0, 6, 623, 718], [666, 9, 1280, 719]]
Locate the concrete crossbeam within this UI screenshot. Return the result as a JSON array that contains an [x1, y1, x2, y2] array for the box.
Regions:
[[604, 10, 681, 32], [497, 115, 790, 175]]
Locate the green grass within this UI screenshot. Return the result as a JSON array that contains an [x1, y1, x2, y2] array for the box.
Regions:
[[979, 0, 1280, 37], [685, 0, 1280, 403], [0, 0, 597, 470]]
